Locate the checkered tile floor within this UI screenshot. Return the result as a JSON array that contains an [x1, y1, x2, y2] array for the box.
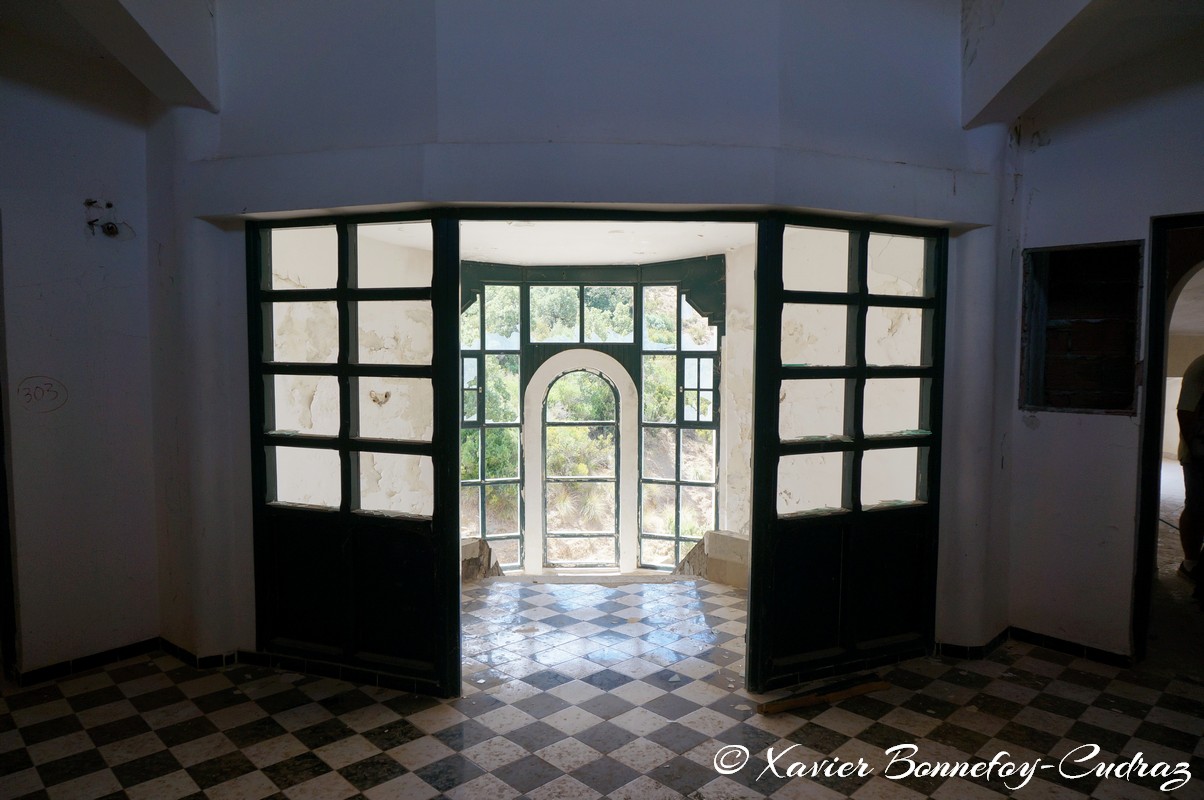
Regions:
[[2, 579, 1202, 799]]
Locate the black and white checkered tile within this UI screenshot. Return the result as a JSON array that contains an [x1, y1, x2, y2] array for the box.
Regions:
[[2, 579, 1202, 799]]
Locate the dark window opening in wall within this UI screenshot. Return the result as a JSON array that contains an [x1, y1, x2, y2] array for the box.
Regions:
[[1020, 241, 1142, 413]]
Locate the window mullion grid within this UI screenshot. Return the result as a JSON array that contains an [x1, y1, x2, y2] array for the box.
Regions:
[[849, 229, 869, 514], [337, 223, 355, 516]]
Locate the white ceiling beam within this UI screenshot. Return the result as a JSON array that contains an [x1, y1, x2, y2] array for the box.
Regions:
[[59, 0, 218, 111]]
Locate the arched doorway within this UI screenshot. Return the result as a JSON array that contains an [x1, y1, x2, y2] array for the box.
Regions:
[[523, 351, 639, 574]]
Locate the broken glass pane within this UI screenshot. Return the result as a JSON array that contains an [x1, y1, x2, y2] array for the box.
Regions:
[[641, 483, 676, 534], [684, 390, 713, 422], [484, 354, 520, 423], [546, 426, 615, 478], [484, 484, 520, 537], [356, 221, 432, 288], [546, 371, 615, 422], [779, 379, 845, 441], [867, 233, 928, 297], [268, 302, 338, 363], [358, 452, 434, 517], [483, 427, 520, 479], [546, 483, 616, 533], [460, 429, 480, 480], [861, 447, 921, 506], [269, 375, 339, 436], [530, 285, 581, 343], [489, 538, 520, 567], [863, 379, 923, 437], [783, 225, 851, 293], [356, 301, 434, 365], [681, 297, 717, 351], [547, 536, 615, 565], [777, 453, 845, 515], [585, 286, 634, 343], [641, 538, 676, 568], [643, 286, 677, 350], [680, 429, 716, 482], [271, 446, 340, 508], [460, 296, 481, 350], [642, 427, 676, 480], [356, 377, 433, 441], [271, 226, 337, 290], [781, 304, 847, 367], [485, 284, 520, 349], [642, 356, 676, 423], [460, 487, 480, 537], [866, 306, 925, 366], [680, 486, 715, 538]]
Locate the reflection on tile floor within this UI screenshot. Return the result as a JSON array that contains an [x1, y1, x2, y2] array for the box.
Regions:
[[2, 579, 1203, 798]]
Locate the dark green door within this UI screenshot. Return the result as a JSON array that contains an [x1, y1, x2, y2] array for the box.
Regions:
[[248, 216, 461, 696], [747, 218, 946, 692]]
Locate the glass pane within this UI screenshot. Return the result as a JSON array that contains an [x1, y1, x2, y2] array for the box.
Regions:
[[460, 429, 480, 480], [780, 379, 846, 441], [489, 538, 520, 567], [684, 358, 699, 390], [359, 452, 434, 517], [463, 358, 479, 423], [485, 354, 520, 423], [356, 301, 433, 365], [268, 302, 338, 363], [641, 483, 676, 534], [684, 390, 713, 422], [460, 487, 481, 537], [680, 429, 716, 482], [866, 306, 926, 366], [272, 446, 339, 508], [484, 285, 520, 349], [270, 226, 336, 290], [681, 297, 717, 351], [700, 358, 714, 389], [781, 304, 847, 367], [680, 486, 715, 538], [547, 537, 615, 565], [546, 371, 615, 422], [546, 426, 615, 478], [864, 379, 924, 436], [484, 427, 520, 479], [484, 484, 520, 537], [356, 221, 432, 288], [642, 427, 676, 480], [783, 225, 850, 293], [867, 233, 928, 296], [777, 453, 845, 515], [269, 375, 339, 436], [546, 483, 616, 534], [356, 377, 433, 441], [530, 285, 581, 343], [862, 447, 921, 506], [641, 538, 676, 568], [643, 286, 677, 350], [461, 296, 481, 350], [642, 356, 676, 423], [585, 286, 634, 343]]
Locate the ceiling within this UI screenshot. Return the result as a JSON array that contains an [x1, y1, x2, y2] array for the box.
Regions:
[[359, 220, 759, 266]]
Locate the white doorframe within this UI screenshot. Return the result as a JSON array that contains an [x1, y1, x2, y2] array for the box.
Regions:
[[522, 350, 639, 574]]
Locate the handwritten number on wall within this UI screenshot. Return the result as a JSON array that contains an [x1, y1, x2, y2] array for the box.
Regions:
[[17, 376, 68, 413]]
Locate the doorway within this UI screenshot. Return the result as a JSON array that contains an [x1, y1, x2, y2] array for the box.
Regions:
[[1138, 212, 1204, 674]]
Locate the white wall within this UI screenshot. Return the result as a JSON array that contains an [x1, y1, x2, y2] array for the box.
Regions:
[[0, 38, 158, 671], [1003, 75, 1204, 654]]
